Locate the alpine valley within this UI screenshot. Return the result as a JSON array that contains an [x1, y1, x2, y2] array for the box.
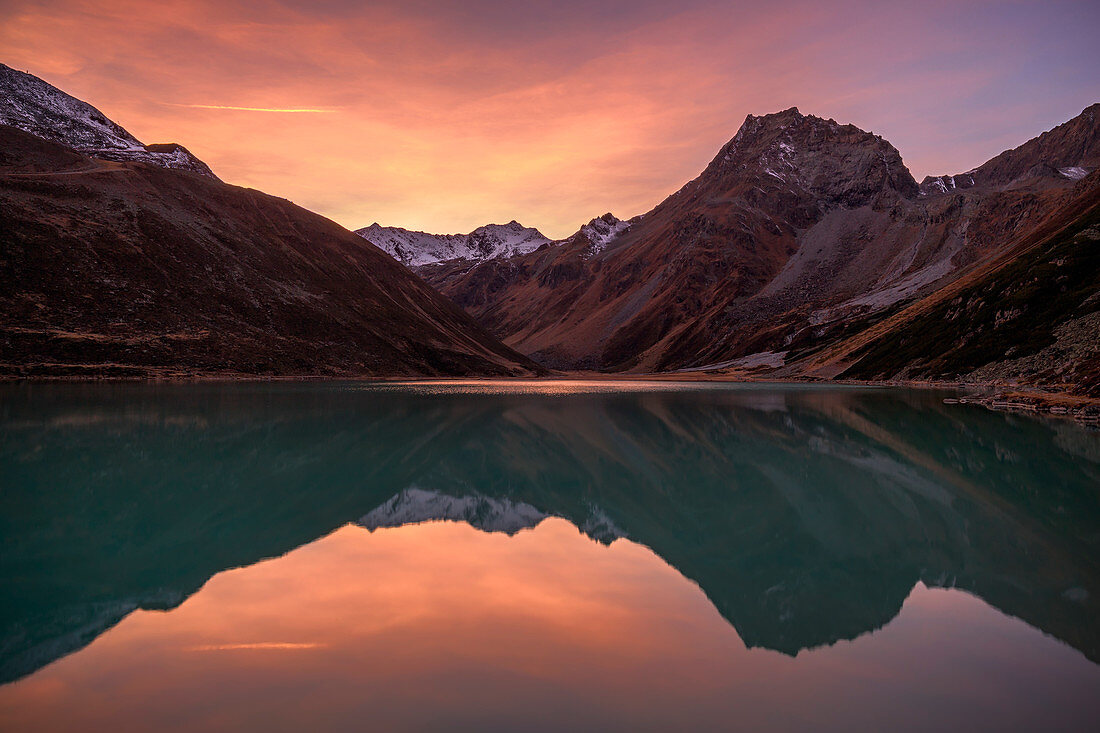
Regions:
[[0, 64, 539, 379], [381, 106, 1100, 399], [2, 62, 1098, 400]]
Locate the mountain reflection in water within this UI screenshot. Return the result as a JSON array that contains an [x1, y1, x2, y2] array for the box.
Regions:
[[1, 381, 1098, 700]]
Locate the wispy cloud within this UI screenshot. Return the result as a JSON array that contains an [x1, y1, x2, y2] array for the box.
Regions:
[[4, 0, 1097, 237], [165, 103, 338, 113], [184, 642, 326, 651]]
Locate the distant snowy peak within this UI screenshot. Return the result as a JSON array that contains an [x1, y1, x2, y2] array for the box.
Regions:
[[577, 213, 631, 254], [918, 172, 978, 196], [357, 220, 551, 267], [467, 221, 551, 259], [0, 63, 217, 179]]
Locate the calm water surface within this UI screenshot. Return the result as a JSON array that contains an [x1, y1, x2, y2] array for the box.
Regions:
[[1, 381, 1099, 731]]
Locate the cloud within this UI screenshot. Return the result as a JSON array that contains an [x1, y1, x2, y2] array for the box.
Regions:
[[2, 0, 1098, 238], [185, 642, 327, 650], [164, 103, 338, 113]]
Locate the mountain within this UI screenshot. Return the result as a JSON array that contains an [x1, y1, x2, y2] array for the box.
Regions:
[[0, 63, 217, 179], [418, 106, 1099, 384], [415, 213, 635, 318], [829, 172, 1100, 393], [4, 61, 1096, 388], [573, 212, 635, 254], [357, 220, 551, 266], [0, 122, 539, 378], [920, 103, 1099, 195]]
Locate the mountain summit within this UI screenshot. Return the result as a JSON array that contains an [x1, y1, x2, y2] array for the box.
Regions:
[[420, 104, 1098, 388], [0, 73, 540, 378], [703, 107, 919, 205], [357, 220, 551, 266], [0, 63, 217, 179]]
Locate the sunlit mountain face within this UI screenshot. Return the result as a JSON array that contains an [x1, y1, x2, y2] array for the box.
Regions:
[[2, 382, 1098, 729]]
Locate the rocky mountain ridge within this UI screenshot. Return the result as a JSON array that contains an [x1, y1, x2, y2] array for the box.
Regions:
[[417, 104, 1099, 391], [2, 60, 1097, 392], [357, 220, 551, 266], [0, 63, 217, 179], [832, 172, 1100, 394], [0, 71, 540, 379], [919, 103, 1100, 196]]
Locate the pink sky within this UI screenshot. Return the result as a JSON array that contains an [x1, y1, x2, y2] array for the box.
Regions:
[[3, 0, 1098, 237]]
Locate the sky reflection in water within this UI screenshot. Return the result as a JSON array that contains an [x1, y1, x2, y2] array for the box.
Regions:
[[1, 381, 1098, 731]]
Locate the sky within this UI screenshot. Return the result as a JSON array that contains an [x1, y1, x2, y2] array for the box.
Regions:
[[2, 0, 1098, 238]]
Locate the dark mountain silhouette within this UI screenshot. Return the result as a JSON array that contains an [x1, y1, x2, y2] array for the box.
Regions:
[[0, 124, 540, 378]]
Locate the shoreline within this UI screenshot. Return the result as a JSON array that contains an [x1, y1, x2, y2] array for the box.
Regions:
[[3, 371, 1097, 423]]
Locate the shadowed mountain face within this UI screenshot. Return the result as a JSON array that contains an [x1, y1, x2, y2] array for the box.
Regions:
[[3, 382, 1098, 683], [420, 106, 1100, 379], [836, 175, 1100, 393], [0, 125, 539, 378]]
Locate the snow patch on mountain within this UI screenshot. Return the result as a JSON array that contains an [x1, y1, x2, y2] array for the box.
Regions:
[[358, 220, 550, 267], [918, 172, 977, 196], [0, 63, 217, 178], [1059, 166, 1089, 180], [760, 137, 799, 184], [579, 213, 630, 254]]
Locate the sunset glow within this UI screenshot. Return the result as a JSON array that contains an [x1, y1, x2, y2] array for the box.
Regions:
[[3, 1, 1100, 721], [2, 521, 1095, 731], [163, 104, 338, 113], [2, 0, 1097, 237]]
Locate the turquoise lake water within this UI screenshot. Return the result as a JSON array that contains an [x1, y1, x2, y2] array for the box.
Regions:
[[1, 381, 1098, 731]]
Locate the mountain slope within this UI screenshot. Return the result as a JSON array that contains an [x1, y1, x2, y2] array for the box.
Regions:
[[0, 63, 217, 179], [920, 103, 1100, 195], [832, 171, 1100, 394], [421, 106, 1099, 374], [0, 125, 539, 378], [357, 220, 550, 266]]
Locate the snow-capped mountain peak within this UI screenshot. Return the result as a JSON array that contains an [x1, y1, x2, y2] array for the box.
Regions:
[[0, 63, 217, 179], [357, 220, 551, 267], [578, 213, 631, 254]]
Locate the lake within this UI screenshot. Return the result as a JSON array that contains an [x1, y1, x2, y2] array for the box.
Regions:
[[1, 380, 1098, 731]]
